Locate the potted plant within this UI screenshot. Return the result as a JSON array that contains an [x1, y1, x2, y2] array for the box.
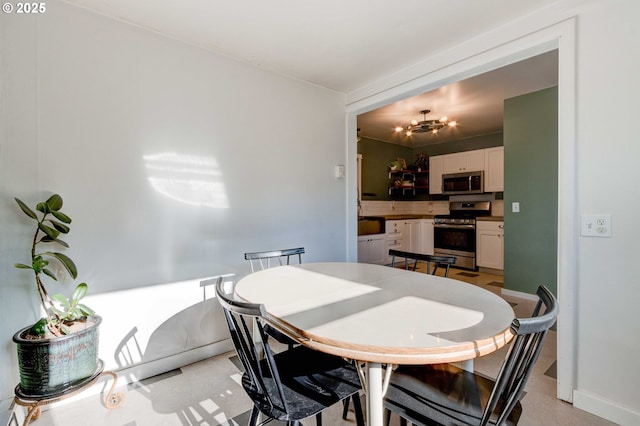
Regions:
[[12, 193, 101, 397]]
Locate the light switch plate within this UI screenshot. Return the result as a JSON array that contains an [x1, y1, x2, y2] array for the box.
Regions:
[[581, 214, 612, 237], [512, 202, 520, 213]]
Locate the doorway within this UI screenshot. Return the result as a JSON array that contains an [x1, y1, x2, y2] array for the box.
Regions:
[[346, 19, 577, 402]]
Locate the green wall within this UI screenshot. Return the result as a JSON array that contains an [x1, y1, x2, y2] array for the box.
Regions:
[[358, 139, 413, 200], [503, 87, 558, 295]]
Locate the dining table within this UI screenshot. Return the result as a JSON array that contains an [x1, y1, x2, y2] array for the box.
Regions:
[[234, 262, 515, 426]]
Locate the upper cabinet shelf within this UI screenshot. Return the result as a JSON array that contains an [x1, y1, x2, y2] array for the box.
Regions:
[[388, 169, 429, 197]]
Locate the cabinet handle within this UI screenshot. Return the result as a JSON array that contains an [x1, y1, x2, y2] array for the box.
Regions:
[[498, 225, 504, 229]]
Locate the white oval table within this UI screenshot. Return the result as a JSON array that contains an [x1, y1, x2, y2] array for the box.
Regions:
[[234, 262, 515, 426]]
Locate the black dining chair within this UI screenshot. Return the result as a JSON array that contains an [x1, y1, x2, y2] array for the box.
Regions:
[[243, 247, 306, 349], [215, 277, 365, 426], [244, 247, 305, 272], [383, 285, 558, 426], [389, 249, 457, 277]]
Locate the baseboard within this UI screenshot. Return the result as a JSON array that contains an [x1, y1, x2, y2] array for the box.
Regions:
[[501, 288, 538, 301], [573, 389, 640, 426], [115, 339, 234, 385]]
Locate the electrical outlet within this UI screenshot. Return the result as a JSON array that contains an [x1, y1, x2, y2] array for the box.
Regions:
[[581, 214, 612, 237]]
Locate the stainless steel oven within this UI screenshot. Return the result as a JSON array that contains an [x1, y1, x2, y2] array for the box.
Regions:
[[434, 201, 491, 270]]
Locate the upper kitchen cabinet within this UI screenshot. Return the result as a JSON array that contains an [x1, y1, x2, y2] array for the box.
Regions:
[[429, 147, 503, 194], [442, 150, 485, 173], [484, 146, 504, 192]]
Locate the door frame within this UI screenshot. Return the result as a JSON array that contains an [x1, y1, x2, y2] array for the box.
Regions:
[[345, 18, 576, 402]]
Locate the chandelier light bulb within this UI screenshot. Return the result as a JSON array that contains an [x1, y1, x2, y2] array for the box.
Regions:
[[395, 126, 404, 133], [432, 129, 438, 134], [406, 130, 412, 136], [440, 116, 448, 122], [410, 119, 418, 126], [448, 120, 457, 127]]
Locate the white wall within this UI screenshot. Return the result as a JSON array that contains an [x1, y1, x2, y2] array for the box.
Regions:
[[0, 1, 349, 401], [346, 0, 640, 424]]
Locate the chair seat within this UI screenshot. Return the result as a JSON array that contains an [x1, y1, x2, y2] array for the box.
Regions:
[[384, 363, 522, 426], [243, 345, 362, 422]]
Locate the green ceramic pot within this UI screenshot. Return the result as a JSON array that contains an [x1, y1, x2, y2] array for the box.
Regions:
[[13, 315, 101, 397]]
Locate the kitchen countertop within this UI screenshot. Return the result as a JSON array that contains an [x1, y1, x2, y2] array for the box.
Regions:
[[477, 216, 504, 221], [364, 214, 436, 220]]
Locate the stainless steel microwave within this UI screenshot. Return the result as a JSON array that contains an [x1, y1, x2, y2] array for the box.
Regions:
[[442, 171, 484, 195]]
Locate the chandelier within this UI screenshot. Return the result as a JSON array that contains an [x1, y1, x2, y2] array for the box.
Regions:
[[395, 109, 457, 136]]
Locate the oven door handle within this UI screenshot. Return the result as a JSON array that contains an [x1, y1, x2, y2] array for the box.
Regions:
[[434, 224, 476, 230]]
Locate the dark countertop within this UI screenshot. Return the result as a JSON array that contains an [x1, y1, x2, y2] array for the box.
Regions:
[[364, 214, 437, 220], [477, 216, 504, 221]]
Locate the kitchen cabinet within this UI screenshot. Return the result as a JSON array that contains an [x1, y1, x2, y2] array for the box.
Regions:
[[476, 220, 504, 270], [357, 234, 386, 264], [442, 150, 485, 173], [484, 146, 504, 192], [429, 156, 444, 194], [385, 220, 405, 264], [420, 219, 434, 255], [429, 147, 504, 194], [403, 219, 422, 253]]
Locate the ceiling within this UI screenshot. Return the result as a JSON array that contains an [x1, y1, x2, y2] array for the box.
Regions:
[[61, 0, 561, 94], [60, 0, 560, 147], [358, 51, 558, 147]]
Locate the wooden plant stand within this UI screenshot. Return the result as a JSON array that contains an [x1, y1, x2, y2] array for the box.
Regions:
[[13, 361, 124, 426]]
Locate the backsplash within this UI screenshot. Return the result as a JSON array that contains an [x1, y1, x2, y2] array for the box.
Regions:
[[360, 199, 504, 217]]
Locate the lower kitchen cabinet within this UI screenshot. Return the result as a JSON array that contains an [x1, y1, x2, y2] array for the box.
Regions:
[[421, 219, 434, 255], [476, 220, 504, 270], [358, 234, 386, 264], [385, 220, 405, 264], [403, 219, 421, 253]]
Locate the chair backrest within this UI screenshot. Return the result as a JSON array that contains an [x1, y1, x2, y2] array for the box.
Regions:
[[244, 247, 305, 272], [389, 249, 456, 277], [214, 277, 291, 416], [481, 285, 559, 425]]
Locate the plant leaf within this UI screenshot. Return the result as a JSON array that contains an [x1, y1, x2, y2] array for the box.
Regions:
[[51, 210, 72, 224], [40, 235, 70, 247], [38, 223, 60, 239], [78, 304, 95, 316], [14, 198, 38, 220], [47, 252, 78, 279], [14, 263, 33, 270], [52, 293, 70, 307], [36, 202, 49, 214], [49, 220, 70, 234], [71, 283, 88, 301], [46, 194, 63, 211], [42, 269, 58, 280], [30, 318, 48, 336]]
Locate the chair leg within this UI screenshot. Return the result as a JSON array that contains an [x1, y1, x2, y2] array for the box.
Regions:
[[342, 398, 350, 420], [384, 408, 391, 426], [249, 406, 260, 426], [352, 394, 365, 426], [315, 412, 322, 426]]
